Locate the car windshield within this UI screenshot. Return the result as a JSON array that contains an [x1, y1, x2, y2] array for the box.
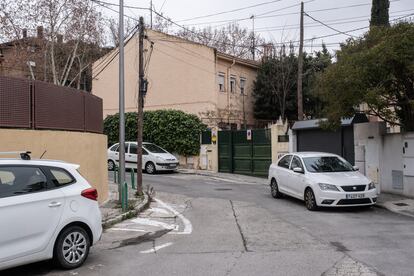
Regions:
[[144, 144, 167, 153], [303, 156, 354, 173]]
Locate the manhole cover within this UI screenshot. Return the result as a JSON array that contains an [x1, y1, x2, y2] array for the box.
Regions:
[[394, 202, 409, 207], [215, 188, 232, 191]]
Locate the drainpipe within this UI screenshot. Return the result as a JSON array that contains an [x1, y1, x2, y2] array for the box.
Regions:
[[227, 58, 235, 129]]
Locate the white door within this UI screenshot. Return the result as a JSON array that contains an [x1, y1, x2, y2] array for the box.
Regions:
[[0, 166, 65, 263], [288, 156, 307, 198], [128, 144, 148, 170], [276, 155, 293, 195]]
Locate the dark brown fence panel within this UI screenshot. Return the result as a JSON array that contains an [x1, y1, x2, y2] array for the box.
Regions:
[[0, 76, 31, 128], [84, 93, 103, 133], [34, 81, 85, 131]]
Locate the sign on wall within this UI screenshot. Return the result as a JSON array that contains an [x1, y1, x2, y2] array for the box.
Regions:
[[247, 129, 252, 141]]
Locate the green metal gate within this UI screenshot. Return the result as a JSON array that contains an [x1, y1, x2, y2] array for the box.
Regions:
[[218, 129, 271, 177]]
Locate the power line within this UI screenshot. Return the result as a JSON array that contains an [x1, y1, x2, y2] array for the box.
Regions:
[[254, 9, 414, 31], [304, 12, 356, 38], [176, 0, 283, 22], [182, 0, 400, 27], [92, 0, 148, 11]]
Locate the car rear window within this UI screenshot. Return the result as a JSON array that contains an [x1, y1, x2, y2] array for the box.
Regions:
[[49, 168, 75, 187]]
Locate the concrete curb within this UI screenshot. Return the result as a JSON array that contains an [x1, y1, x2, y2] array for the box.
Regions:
[[374, 202, 414, 219], [102, 193, 151, 229]]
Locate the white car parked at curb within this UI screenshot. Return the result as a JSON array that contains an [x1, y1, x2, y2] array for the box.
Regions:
[[107, 142, 179, 174], [268, 152, 378, 211], [0, 152, 102, 271]]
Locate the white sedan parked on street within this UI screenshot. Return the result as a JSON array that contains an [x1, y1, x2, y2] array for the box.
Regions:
[[107, 142, 179, 174], [268, 152, 378, 210], [0, 154, 102, 271]]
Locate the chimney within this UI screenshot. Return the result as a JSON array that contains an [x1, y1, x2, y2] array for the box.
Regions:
[[22, 29, 27, 38], [57, 34, 63, 44], [37, 26, 43, 39]]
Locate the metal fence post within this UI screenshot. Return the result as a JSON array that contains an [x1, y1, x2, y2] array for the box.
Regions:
[[114, 166, 117, 184], [131, 170, 135, 189], [122, 182, 128, 212]]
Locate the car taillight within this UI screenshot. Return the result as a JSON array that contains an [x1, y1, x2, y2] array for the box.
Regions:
[[81, 188, 98, 201]]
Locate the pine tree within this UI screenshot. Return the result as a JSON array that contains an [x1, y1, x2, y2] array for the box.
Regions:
[[370, 0, 390, 27]]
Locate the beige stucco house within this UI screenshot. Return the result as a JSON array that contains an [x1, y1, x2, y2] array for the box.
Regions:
[[92, 30, 259, 129]]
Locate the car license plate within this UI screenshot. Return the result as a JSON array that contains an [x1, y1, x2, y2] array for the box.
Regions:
[[346, 193, 364, 199], [169, 164, 177, 168]]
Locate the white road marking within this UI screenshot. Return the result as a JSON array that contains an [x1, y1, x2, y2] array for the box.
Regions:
[[108, 228, 147, 232], [130, 217, 179, 230], [140, 242, 173, 254], [147, 207, 171, 215], [154, 198, 193, 235]]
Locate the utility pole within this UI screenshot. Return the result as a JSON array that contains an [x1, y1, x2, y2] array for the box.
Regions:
[[150, 0, 153, 29], [297, 1, 304, 121], [118, 0, 126, 201], [136, 16, 145, 195], [250, 15, 255, 60]]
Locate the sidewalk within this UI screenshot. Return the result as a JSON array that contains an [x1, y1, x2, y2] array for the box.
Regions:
[[100, 180, 150, 228], [177, 169, 268, 185], [376, 192, 414, 218]]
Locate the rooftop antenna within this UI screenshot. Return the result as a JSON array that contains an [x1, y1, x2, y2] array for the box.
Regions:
[[40, 150, 47, 159]]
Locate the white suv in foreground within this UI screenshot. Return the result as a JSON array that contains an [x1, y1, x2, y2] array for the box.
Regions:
[[0, 153, 102, 271]]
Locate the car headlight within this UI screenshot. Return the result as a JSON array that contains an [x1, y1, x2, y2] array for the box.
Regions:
[[368, 182, 376, 190], [318, 183, 340, 191]]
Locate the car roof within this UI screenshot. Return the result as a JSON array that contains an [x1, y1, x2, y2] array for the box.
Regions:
[[0, 158, 79, 169], [288, 152, 340, 158]]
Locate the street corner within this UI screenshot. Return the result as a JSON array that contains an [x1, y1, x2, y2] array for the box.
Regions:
[[98, 192, 193, 254]]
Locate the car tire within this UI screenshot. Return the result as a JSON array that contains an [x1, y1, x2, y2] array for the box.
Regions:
[[108, 160, 115, 171], [305, 188, 318, 211], [270, 178, 282, 198], [53, 226, 90, 269], [145, 162, 156, 174]]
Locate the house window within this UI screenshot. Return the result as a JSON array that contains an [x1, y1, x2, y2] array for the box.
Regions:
[[240, 78, 246, 95], [230, 75, 236, 93], [218, 73, 225, 92]]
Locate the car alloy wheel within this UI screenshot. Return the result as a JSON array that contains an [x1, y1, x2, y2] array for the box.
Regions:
[[305, 188, 318, 211], [271, 179, 281, 198], [54, 226, 90, 269], [108, 160, 115, 171], [145, 162, 156, 174]]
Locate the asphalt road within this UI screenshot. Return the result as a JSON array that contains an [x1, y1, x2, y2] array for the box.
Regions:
[[5, 172, 414, 276]]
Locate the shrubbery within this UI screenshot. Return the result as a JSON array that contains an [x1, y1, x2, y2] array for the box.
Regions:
[[104, 110, 206, 156]]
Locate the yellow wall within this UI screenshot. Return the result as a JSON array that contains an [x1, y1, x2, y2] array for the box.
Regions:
[[0, 129, 108, 203], [92, 30, 258, 129]]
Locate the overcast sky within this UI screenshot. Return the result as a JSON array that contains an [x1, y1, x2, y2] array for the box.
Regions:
[[100, 0, 414, 52]]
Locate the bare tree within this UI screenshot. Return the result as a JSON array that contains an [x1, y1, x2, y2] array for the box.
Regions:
[[107, 17, 138, 46], [174, 23, 264, 60], [0, 0, 106, 89]]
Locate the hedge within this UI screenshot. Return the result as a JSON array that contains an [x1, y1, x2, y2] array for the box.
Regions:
[[103, 110, 206, 156]]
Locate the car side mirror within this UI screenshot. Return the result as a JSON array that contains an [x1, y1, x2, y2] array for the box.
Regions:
[[353, 166, 359, 171], [292, 167, 304, 174]]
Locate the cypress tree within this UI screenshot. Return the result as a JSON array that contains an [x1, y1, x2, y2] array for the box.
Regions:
[[370, 0, 390, 27]]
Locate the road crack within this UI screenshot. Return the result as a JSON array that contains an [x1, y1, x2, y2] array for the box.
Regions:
[[229, 200, 249, 252]]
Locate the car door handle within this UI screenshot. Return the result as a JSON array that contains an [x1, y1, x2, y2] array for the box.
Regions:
[[48, 201, 62, 208]]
